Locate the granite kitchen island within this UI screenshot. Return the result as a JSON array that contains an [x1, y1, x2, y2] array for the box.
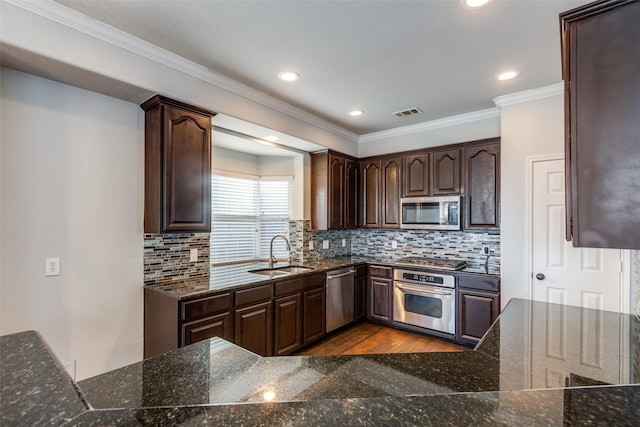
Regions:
[[1, 299, 638, 425]]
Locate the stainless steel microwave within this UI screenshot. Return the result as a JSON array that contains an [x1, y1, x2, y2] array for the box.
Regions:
[[400, 195, 461, 230]]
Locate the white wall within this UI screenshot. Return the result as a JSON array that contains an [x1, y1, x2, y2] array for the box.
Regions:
[[212, 146, 260, 176], [499, 94, 565, 307], [1, 1, 358, 157], [358, 115, 500, 158], [211, 147, 308, 220], [0, 68, 144, 380]]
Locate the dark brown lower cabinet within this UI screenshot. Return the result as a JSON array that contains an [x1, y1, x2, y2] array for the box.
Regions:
[[457, 289, 499, 345], [234, 301, 273, 356], [274, 294, 303, 356], [354, 275, 366, 321], [303, 287, 325, 346], [182, 312, 233, 346], [368, 277, 392, 324]]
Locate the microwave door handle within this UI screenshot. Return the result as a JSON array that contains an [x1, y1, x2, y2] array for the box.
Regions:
[[395, 283, 452, 296], [443, 202, 449, 225]]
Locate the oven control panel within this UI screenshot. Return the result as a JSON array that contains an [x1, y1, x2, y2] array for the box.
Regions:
[[393, 269, 455, 289]]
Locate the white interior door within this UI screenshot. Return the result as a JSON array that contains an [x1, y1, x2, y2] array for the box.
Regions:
[[531, 158, 622, 312]]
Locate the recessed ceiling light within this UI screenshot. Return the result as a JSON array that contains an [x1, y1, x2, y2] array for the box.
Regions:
[[496, 70, 520, 81], [278, 71, 299, 82], [349, 109, 364, 117], [461, 0, 494, 9], [263, 135, 279, 142]]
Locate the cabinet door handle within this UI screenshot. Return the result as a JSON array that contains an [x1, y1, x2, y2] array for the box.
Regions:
[[395, 283, 452, 296], [535, 273, 545, 280], [326, 270, 355, 280]]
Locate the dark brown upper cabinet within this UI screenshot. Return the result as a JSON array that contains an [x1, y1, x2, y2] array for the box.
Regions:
[[463, 139, 500, 231], [311, 151, 358, 230], [403, 153, 430, 197], [141, 96, 215, 233], [431, 148, 461, 195], [560, 0, 640, 249], [360, 158, 382, 228], [403, 148, 461, 198], [344, 158, 360, 229], [381, 156, 402, 228]]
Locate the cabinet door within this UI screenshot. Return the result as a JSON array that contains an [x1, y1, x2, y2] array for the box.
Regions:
[[457, 289, 499, 344], [182, 312, 233, 346], [328, 154, 345, 230], [303, 288, 325, 346], [368, 277, 391, 324], [344, 159, 359, 229], [142, 96, 214, 233], [274, 294, 303, 356], [403, 153, 430, 197], [463, 141, 500, 231], [360, 159, 381, 228], [561, 2, 640, 249], [234, 301, 273, 356], [381, 156, 402, 228], [431, 148, 461, 195], [354, 275, 366, 321], [162, 105, 212, 232]]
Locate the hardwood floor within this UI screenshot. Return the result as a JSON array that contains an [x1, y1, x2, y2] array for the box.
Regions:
[[295, 321, 469, 356]]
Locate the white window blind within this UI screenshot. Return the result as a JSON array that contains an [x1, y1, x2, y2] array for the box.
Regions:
[[259, 180, 290, 260], [211, 174, 290, 265]]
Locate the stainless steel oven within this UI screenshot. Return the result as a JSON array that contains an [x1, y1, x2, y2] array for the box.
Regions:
[[393, 268, 456, 335]]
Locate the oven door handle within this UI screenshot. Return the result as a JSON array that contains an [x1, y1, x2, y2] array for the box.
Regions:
[[395, 283, 453, 296]]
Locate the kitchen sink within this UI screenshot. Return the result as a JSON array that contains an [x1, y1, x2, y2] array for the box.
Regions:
[[275, 266, 314, 273], [249, 265, 314, 276]]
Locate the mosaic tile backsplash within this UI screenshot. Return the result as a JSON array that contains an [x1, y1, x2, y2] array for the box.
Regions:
[[292, 220, 500, 271], [351, 229, 500, 270], [634, 250, 640, 318], [144, 233, 210, 285], [144, 222, 501, 284]]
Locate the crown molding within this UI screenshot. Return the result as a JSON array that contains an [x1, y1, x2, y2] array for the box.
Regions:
[[358, 108, 500, 144], [6, 0, 360, 143], [493, 82, 564, 108]]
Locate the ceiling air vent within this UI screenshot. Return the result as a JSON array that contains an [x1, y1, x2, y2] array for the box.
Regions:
[[393, 107, 423, 118]]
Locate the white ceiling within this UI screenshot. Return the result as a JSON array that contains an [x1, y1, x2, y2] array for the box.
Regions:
[[53, 0, 589, 138]]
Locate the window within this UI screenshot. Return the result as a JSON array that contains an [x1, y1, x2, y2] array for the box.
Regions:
[[211, 173, 290, 265]]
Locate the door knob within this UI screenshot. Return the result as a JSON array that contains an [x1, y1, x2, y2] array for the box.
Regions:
[[535, 273, 545, 280]]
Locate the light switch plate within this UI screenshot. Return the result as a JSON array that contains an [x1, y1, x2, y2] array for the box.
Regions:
[[391, 240, 398, 249], [190, 248, 198, 262], [341, 239, 346, 247], [322, 240, 329, 249], [309, 241, 314, 250]]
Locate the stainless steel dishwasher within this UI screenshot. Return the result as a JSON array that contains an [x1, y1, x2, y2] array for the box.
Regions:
[[325, 267, 355, 333]]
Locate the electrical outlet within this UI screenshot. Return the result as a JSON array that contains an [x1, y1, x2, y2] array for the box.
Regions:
[[391, 240, 398, 249], [189, 248, 198, 262], [341, 239, 346, 247], [322, 240, 329, 249], [481, 246, 491, 256], [308, 240, 314, 250], [45, 257, 60, 276]]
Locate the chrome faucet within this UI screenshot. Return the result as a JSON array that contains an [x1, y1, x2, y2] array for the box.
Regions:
[[269, 234, 291, 269]]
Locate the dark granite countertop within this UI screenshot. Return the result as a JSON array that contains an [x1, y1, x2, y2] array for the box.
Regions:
[[0, 331, 89, 426], [147, 256, 499, 300], [3, 299, 637, 425]]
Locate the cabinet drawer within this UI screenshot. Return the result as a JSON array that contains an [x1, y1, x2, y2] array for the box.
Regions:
[[457, 274, 500, 292], [181, 311, 233, 346], [368, 265, 392, 279], [182, 293, 231, 322], [275, 273, 324, 297], [235, 284, 272, 307]]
